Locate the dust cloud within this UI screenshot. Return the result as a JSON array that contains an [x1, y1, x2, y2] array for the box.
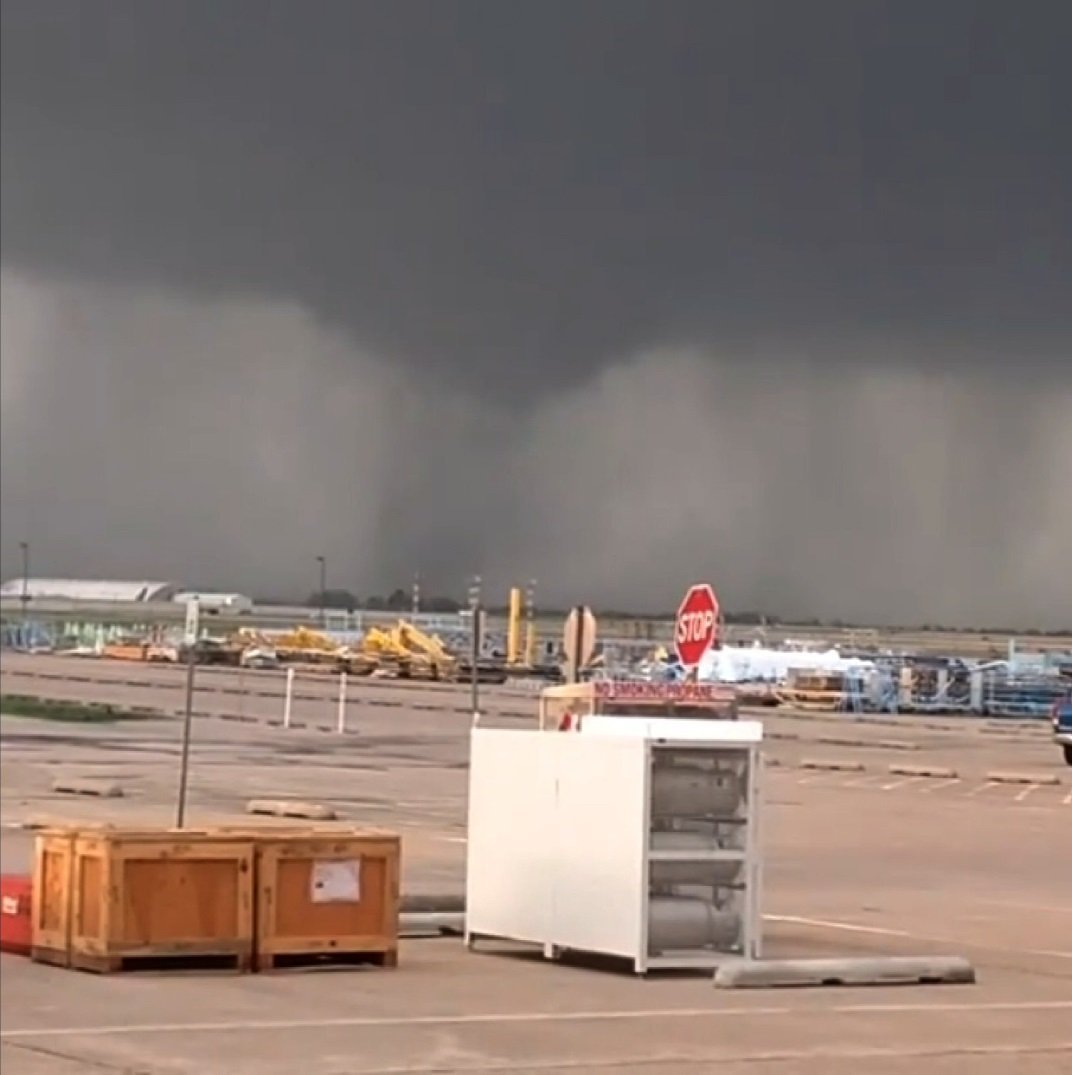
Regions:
[[2, 269, 1068, 628]]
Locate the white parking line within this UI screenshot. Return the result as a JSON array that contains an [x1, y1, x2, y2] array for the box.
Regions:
[[966, 782, 998, 798], [881, 776, 926, 791], [1064, 789, 1072, 806], [1014, 784, 1040, 803], [844, 774, 887, 788], [766, 913, 1072, 961], [3, 1000, 1071, 1040], [920, 778, 961, 794]]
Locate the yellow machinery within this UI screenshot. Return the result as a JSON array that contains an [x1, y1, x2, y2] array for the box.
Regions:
[[507, 587, 522, 665], [260, 626, 341, 665], [335, 619, 458, 680], [392, 620, 458, 680], [774, 669, 846, 711], [507, 581, 540, 670]]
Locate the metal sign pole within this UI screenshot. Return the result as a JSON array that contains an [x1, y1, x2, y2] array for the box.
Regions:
[[568, 604, 584, 684], [470, 603, 482, 718], [175, 599, 199, 828], [175, 644, 196, 828]]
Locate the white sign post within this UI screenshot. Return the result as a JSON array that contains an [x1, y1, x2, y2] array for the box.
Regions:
[[336, 671, 348, 734], [183, 598, 201, 647], [283, 666, 295, 729]]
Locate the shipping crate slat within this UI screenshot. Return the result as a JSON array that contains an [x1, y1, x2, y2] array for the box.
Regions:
[[31, 831, 76, 963]]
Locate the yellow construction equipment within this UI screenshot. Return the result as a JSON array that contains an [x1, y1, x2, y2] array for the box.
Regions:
[[507, 587, 522, 665], [336, 619, 459, 680]]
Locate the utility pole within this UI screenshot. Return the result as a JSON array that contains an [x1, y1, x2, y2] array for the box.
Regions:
[[18, 541, 29, 623], [412, 571, 421, 618], [316, 555, 326, 628], [524, 578, 537, 667]]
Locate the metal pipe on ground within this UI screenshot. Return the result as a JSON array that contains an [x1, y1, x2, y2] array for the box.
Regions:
[[399, 912, 465, 937], [400, 893, 465, 914]]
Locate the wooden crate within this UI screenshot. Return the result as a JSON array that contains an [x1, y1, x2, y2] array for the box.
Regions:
[[253, 831, 400, 971], [31, 828, 77, 966], [35, 829, 254, 973]]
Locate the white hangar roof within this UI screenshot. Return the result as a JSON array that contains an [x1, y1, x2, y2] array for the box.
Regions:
[[0, 578, 179, 603]]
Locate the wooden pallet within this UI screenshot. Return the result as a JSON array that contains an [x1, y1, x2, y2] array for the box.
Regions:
[[33, 944, 252, 975], [255, 945, 397, 972]]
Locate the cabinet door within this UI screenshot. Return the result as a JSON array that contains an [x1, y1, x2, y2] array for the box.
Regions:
[[548, 735, 646, 959], [466, 730, 557, 943]]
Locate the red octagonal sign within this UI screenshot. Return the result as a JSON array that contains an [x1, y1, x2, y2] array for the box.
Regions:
[[674, 583, 721, 668]]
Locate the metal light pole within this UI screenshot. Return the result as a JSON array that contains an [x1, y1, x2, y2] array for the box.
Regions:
[[18, 541, 29, 622], [468, 575, 482, 717], [316, 555, 326, 628]]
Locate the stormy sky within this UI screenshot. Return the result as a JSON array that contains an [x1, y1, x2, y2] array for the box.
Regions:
[[1, 0, 1070, 627]]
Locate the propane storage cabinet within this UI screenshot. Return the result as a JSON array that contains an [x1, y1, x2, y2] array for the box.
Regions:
[[464, 717, 763, 974]]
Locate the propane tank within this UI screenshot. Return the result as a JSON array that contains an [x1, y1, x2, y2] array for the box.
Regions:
[[648, 898, 741, 952], [651, 766, 741, 817]]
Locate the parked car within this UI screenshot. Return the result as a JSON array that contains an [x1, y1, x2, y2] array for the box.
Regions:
[[1052, 688, 1072, 766]]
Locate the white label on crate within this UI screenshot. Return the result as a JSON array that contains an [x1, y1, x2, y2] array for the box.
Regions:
[[1, 896, 18, 915], [310, 859, 361, 903]]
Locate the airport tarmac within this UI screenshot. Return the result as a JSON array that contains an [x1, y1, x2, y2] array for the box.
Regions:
[[1, 655, 1069, 1073]]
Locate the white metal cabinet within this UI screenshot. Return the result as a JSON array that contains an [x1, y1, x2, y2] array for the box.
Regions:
[[465, 719, 763, 973]]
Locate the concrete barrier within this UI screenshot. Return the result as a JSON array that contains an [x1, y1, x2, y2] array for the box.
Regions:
[[816, 735, 919, 752], [713, 955, 976, 989], [799, 759, 865, 772], [246, 798, 337, 820], [888, 763, 958, 779], [985, 771, 1061, 786], [51, 777, 124, 798]]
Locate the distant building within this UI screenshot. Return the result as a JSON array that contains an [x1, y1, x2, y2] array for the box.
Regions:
[[0, 578, 179, 603], [172, 591, 253, 615]]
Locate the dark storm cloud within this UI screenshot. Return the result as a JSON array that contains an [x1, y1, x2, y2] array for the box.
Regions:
[[1, 1, 1070, 626]]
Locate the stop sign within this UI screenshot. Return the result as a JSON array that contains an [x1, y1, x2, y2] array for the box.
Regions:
[[674, 583, 720, 668]]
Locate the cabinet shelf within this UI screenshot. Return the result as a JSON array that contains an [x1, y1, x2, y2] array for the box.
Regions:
[[647, 848, 745, 863]]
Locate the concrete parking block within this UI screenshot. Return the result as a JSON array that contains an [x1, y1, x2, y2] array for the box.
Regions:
[[985, 771, 1060, 786], [799, 758, 866, 772], [246, 798, 337, 820], [888, 764, 958, 779], [51, 777, 124, 798], [714, 955, 976, 989]]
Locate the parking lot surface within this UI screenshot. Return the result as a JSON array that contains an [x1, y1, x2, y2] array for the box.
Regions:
[[1, 655, 1069, 1073]]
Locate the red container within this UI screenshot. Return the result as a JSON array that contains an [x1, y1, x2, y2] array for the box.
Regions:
[[0, 875, 33, 956]]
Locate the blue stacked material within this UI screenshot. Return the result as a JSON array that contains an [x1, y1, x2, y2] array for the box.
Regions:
[[0, 620, 57, 650], [983, 672, 1068, 718]]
